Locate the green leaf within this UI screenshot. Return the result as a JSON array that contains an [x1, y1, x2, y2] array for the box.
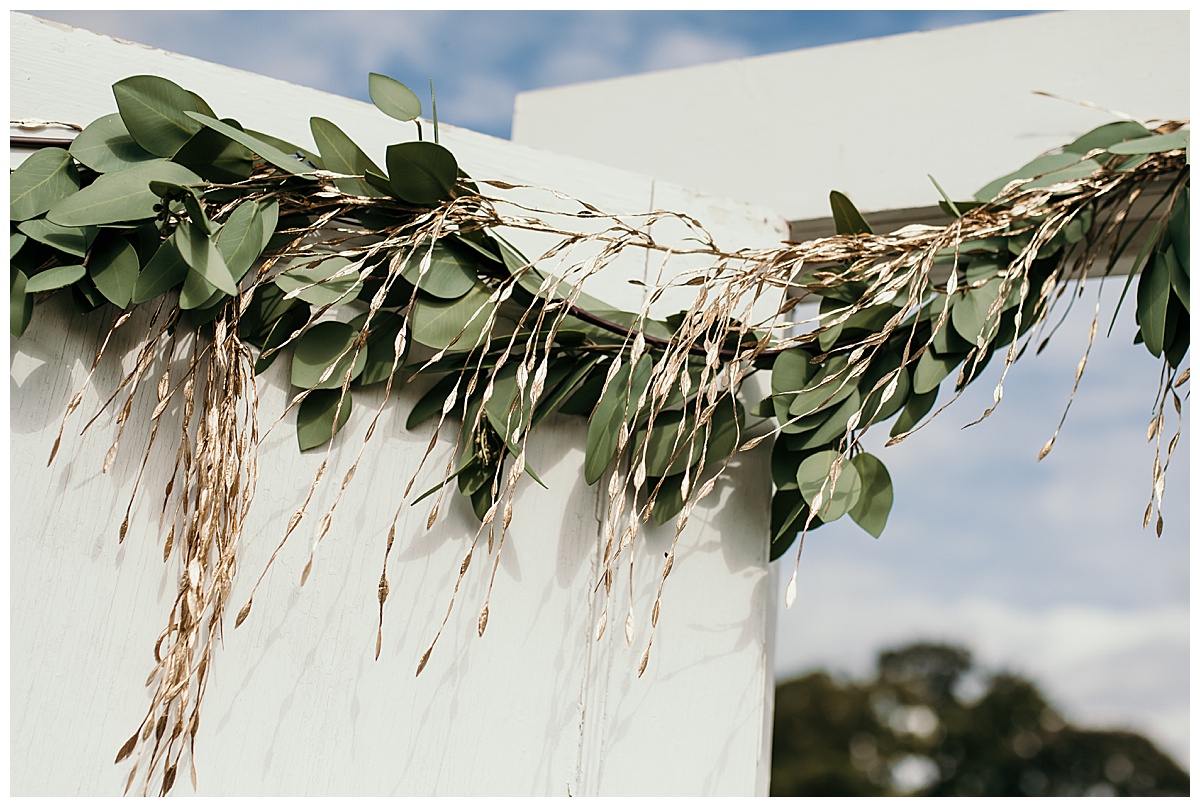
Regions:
[[24, 264, 86, 293], [275, 255, 360, 307], [88, 236, 140, 308], [214, 199, 264, 282], [890, 386, 938, 437], [847, 453, 892, 538], [1137, 250, 1172, 357], [184, 113, 317, 176], [788, 356, 854, 418], [770, 489, 818, 561], [974, 152, 1085, 202], [17, 218, 96, 258], [951, 279, 1005, 347], [385, 141, 458, 205], [1064, 120, 1152, 154], [1165, 244, 1188, 314], [484, 360, 576, 453], [790, 388, 862, 450], [252, 304, 310, 375], [10, 233, 27, 259], [1107, 130, 1189, 155], [771, 348, 814, 395], [348, 310, 407, 386], [176, 222, 238, 296], [829, 190, 872, 235], [171, 123, 255, 183], [771, 438, 801, 491], [650, 474, 688, 526], [1020, 157, 1104, 191], [584, 354, 653, 485], [290, 320, 367, 390], [69, 113, 156, 173], [297, 389, 353, 451], [409, 283, 496, 352], [132, 232, 188, 304], [406, 373, 462, 429], [113, 75, 204, 157], [258, 198, 280, 250], [912, 347, 961, 395], [368, 73, 422, 122], [46, 159, 201, 227], [11, 267, 33, 338], [796, 449, 862, 523], [401, 240, 479, 299], [10, 148, 81, 221], [310, 117, 385, 197]]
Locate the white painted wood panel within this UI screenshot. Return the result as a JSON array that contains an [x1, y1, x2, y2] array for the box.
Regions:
[[10, 12, 789, 796], [513, 11, 1189, 223]]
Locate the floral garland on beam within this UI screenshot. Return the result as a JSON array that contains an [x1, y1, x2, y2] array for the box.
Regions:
[[8, 73, 1190, 794]]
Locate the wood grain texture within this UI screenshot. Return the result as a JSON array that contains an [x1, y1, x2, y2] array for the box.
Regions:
[[10, 12, 788, 796]]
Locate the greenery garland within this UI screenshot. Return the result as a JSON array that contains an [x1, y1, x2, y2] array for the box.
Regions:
[[10, 73, 1189, 794]]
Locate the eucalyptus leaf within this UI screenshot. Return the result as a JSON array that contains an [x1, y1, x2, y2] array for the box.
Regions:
[[771, 348, 814, 395], [890, 386, 939, 437], [912, 347, 961, 395], [89, 236, 140, 307], [275, 255, 360, 307], [178, 264, 219, 311], [1164, 244, 1188, 314], [951, 279, 1004, 347], [11, 267, 33, 338], [348, 310, 407, 386], [770, 489, 813, 560], [176, 222, 238, 296], [829, 190, 873, 235], [1064, 120, 1152, 154], [584, 354, 653, 485], [172, 124, 255, 183], [252, 304, 310, 375], [10, 233, 27, 259], [368, 73, 422, 122], [409, 283, 496, 352], [69, 113, 156, 173], [214, 199, 264, 282], [406, 373, 462, 429], [297, 389, 353, 451], [1136, 250, 1172, 357], [797, 449, 862, 523], [24, 264, 86, 293], [974, 152, 1084, 202], [791, 388, 862, 450], [847, 453, 893, 538], [258, 198, 280, 250], [132, 232, 188, 304], [646, 474, 686, 526], [310, 116, 385, 197], [386, 141, 458, 205], [10, 148, 82, 221], [17, 218, 96, 258], [401, 240, 479, 299], [290, 320, 368, 390], [771, 438, 801, 491], [1107, 130, 1189, 155], [788, 356, 854, 418], [185, 113, 318, 176], [46, 160, 201, 227], [113, 75, 204, 157]]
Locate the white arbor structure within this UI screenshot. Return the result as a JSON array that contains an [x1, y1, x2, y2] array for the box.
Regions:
[[10, 13, 785, 796]]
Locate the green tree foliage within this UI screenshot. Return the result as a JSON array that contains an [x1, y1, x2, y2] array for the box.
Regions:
[[771, 642, 1189, 796]]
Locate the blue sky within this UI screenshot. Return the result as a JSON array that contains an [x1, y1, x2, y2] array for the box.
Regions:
[[27, 10, 1037, 139], [24, 9, 1189, 767]]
